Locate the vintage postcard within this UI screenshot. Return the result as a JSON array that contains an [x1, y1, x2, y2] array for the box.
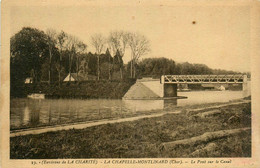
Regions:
[[1, 0, 260, 167]]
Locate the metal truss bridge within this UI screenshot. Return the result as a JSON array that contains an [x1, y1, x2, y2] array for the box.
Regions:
[[161, 74, 247, 84]]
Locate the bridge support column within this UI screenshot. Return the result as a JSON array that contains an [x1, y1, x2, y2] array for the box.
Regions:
[[242, 75, 248, 91], [163, 84, 178, 97], [242, 75, 250, 97]]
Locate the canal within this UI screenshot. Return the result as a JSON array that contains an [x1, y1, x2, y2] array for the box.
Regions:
[[10, 90, 248, 130]]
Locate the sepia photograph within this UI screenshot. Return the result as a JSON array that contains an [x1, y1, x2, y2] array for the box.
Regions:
[[1, 0, 260, 167]]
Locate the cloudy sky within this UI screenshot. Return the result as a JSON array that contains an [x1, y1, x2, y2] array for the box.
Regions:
[[10, 2, 251, 72]]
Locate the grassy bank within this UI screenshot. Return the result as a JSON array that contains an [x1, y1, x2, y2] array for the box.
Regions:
[[11, 79, 136, 99], [10, 100, 251, 158]]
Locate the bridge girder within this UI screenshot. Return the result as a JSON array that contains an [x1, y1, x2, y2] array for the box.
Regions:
[[161, 75, 246, 84]]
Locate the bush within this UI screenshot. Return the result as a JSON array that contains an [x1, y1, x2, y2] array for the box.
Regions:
[[11, 80, 136, 99]]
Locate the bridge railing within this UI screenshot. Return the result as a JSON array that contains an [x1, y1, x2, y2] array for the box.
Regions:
[[161, 74, 246, 84]]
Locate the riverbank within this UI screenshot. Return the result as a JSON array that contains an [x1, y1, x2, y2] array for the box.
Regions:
[[11, 79, 136, 99], [10, 98, 251, 158]]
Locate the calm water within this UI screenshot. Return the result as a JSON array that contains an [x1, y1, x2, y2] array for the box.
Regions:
[[10, 90, 247, 130]]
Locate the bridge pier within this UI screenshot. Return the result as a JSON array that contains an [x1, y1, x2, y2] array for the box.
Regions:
[[161, 75, 178, 98], [163, 84, 178, 97], [242, 75, 251, 97], [242, 75, 248, 91]]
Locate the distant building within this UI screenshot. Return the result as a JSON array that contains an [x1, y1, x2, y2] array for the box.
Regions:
[[63, 73, 96, 82], [218, 85, 226, 91], [25, 77, 33, 84]]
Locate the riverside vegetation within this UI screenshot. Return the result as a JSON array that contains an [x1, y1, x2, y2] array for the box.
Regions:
[[11, 79, 136, 99], [11, 27, 248, 99], [10, 98, 251, 158]]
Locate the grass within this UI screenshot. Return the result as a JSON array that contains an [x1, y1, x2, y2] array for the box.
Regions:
[[10, 101, 251, 159]]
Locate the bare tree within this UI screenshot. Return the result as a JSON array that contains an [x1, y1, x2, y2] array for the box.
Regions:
[[57, 32, 87, 83], [46, 29, 57, 84], [65, 35, 80, 82], [107, 31, 129, 79], [128, 32, 150, 78], [57, 31, 68, 86], [91, 33, 106, 80]]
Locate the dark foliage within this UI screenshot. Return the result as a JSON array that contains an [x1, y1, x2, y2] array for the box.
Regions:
[[11, 80, 136, 99], [134, 58, 176, 78], [10, 27, 49, 85]]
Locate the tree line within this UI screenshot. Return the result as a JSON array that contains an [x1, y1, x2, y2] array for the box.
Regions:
[[11, 27, 150, 85], [135, 58, 242, 78], [10, 27, 243, 87]]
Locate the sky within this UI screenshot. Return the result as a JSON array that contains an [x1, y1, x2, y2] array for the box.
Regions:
[[10, 3, 251, 72]]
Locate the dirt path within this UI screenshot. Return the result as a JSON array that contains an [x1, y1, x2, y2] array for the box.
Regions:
[[10, 100, 250, 137]]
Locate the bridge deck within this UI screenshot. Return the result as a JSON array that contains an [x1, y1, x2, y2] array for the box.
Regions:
[[161, 75, 246, 84]]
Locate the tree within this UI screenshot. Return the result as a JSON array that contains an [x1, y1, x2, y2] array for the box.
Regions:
[[137, 58, 175, 77], [91, 33, 106, 80], [46, 29, 57, 84], [87, 52, 98, 76], [10, 27, 49, 85], [112, 49, 124, 79], [57, 31, 68, 85], [105, 48, 112, 80], [130, 57, 176, 78], [99, 48, 113, 80], [78, 54, 89, 77], [107, 31, 129, 79], [174, 62, 214, 75], [75, 41, 87, 78], [62, 34, 85, 82], [128, 32, 150, 78]]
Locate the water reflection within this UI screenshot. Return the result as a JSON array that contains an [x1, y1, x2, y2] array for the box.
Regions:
[[10, 90, 246, 130], [23, 106, 30, 126], [29, 101, 40, 127], [123, 100, 164, 112], [163, 99, 178, 110]]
